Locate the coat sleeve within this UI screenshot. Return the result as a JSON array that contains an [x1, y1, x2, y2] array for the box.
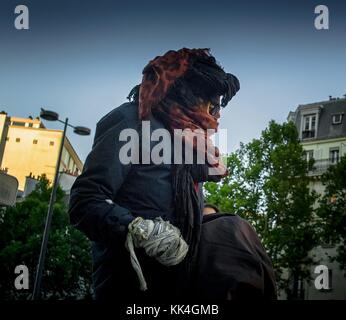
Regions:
[[68, 113, 135, 246]]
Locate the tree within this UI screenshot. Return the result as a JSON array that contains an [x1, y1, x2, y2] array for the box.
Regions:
[[205, 140, 267, 232], [0, 175, 92, 300], [205, 121, 318, 299], [317, 154, 346, 271]]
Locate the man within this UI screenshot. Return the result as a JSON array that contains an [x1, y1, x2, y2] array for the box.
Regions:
[[68, 48, 240, 301], [196, 204, 277, 299]]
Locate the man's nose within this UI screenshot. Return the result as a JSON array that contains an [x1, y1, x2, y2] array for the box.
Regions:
[[214, 111, 221, 119]]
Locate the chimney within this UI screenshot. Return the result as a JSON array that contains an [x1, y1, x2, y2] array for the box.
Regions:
[[23, 175, 39, 197]]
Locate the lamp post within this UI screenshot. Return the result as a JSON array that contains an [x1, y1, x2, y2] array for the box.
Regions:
[[32, 108, 90, 300]]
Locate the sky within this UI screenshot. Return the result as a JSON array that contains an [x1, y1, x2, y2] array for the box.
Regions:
[[0, 0, 345, 161]]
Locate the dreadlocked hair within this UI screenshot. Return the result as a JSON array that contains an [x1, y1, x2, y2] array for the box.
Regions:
[[168, 53, 239, 108], [127, 50, 239, 111]]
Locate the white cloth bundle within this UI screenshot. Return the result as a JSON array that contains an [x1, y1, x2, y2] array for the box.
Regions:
[[125, 217, 189, 291]]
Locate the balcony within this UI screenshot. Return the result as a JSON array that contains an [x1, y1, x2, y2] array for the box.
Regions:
[[308, 158, 338, 175], [302, 130, 316, 139]]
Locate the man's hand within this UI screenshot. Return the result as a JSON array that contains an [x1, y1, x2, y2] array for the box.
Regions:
[[125, 216, 189, 291], [127, 217, 189, 266]]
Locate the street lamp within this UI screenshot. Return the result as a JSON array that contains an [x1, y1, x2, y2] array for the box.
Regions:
[[32, 108, 90, 300]]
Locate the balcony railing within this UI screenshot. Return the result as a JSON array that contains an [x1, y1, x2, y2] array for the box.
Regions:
[[308, 158, 338, 175], [302, 130, 316, 139]]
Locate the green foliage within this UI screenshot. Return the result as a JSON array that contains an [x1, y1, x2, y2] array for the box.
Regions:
[[205, 121, 318, 298], [0, 175, 92, 300], [317, 154, 346, 271]]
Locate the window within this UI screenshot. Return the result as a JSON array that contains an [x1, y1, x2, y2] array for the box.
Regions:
[[49, 141, 54, 146], [5, 137, 9, 141], [329, 148, 339, 164], [28, 123, 33, 127], [332, 114, 343, 124], [302, 114, 317, 139], [15, 138, 20, 143], [11, 121, 25, 126], [33, 139, 38, 145], [303, 150, 314, 162]]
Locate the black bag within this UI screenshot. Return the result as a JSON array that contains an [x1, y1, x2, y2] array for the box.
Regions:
[[193, 213, 277, 300]]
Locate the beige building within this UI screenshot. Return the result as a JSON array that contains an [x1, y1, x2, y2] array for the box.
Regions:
[[0, 112, 83, 191]]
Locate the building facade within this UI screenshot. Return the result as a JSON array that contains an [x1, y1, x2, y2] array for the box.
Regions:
[[288, 96, 346, 185], [0, 112, 83, 191], [288, 96, 346, 300]]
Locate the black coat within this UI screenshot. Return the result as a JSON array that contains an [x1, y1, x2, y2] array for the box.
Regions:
[[194, 213, 277, 300]]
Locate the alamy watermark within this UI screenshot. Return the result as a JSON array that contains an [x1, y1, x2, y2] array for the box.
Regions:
[[314, 5, 329, 30], [14, 265, 29, 290], [118, 121, 228, 176], [14, 5, 29, 30], [314, 264, 331, 290]]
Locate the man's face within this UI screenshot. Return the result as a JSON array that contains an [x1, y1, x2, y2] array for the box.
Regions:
[[201, 96, 221, 120], [203, 206, 218, 215]]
